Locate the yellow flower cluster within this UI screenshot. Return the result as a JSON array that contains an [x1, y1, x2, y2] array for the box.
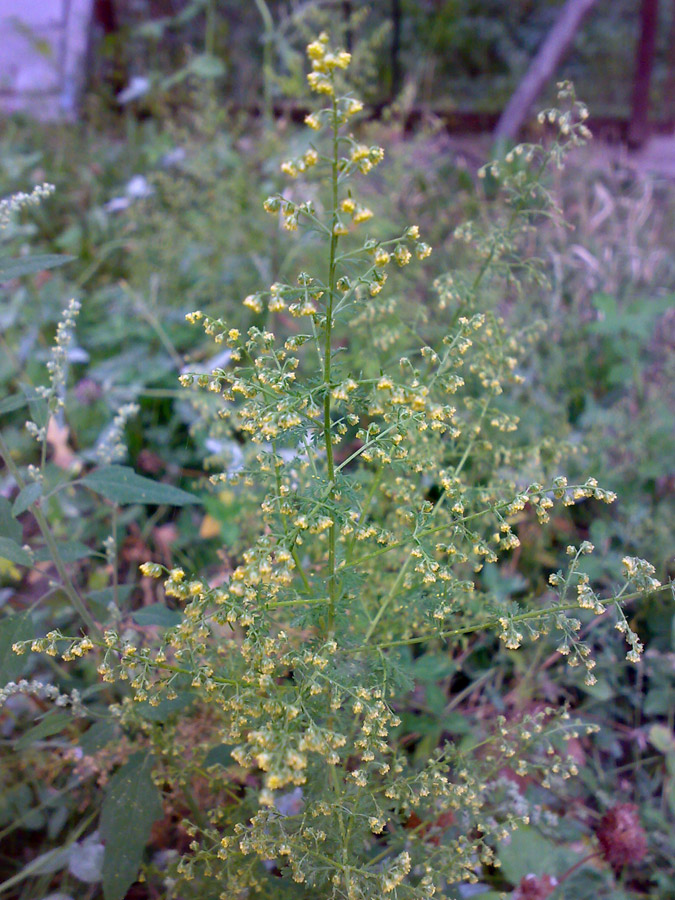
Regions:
[[305, 32, 351, 96], [280, 147, 319, 179], [339, 196, 373, 225], [349, 142, 385, 174]]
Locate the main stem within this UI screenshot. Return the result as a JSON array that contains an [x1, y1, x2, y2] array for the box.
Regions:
[[323, 95, 340, 634]]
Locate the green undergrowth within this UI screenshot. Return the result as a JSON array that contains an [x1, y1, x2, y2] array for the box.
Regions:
[[0, 28, 674, 900]]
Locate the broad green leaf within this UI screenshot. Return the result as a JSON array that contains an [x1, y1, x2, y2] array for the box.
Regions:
[[79, 720, 119, 755], [22, 384, 48, 429], [82, 465, 201, 506], [645, 687, 673, 716], [0, 498, 22, 542], [443, 711, 473, 735], [0, 611, 33, 682], [12, 481, 42, 516], [425, 682, 447, 716], [0, 254, 74, 281], [0, 536, 32, 567], [16, 712, 73, 750], [668, 777, 675, 817], [412, 654, 456, 682], [498, 826, 578, 885], [34, 541, 93, 563], [100, 753, 163, 900], [0, 784, 32, 826], [88, 584, 134, 618], [581, 677, 613, 701], [89, 585, 134, 604], [649, 724, 675, 756], [0, 394, 27, 415], [204, 744, 234, 769], [132, 604, 183, 627]]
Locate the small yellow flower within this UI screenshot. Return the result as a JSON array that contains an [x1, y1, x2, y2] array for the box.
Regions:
[[394, 245, 411, 266], [353, 206, 373, 223], [374, 249, 390, 267], [350, 144, 370, 162], [303, 148, 318, 166], [345, 98, 363, 117], [307, 72, 334, 95], [244, 294, 263, 312], [305, 113, 321, 131], [306, 39, 325, 61], [281, 161, 298, 177], [340, 197, 356, 213]]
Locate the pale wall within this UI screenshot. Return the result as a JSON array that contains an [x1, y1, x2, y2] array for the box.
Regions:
[[0, 0, 94, 120]]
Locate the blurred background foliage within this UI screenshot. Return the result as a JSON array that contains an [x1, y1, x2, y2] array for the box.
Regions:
[[88, 0, 675, 115], [1, 1, 674, 898]]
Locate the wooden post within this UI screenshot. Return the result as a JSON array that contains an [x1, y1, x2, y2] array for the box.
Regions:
[[94, 0, 117, 33], [665, 0, 675, 122], [628, 0, 659, 147], [343, 1, 353, 52], [494, 0, 599, 142], [391, 0, 402, 99]]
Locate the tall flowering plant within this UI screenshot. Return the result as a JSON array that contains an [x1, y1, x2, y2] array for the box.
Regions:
[[9, 34, 666, 900]]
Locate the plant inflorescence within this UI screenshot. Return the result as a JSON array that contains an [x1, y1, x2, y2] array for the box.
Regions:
[[4, 33, 670, 900]]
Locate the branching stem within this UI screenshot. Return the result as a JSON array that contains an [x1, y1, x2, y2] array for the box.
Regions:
[[323, 93, 340, 634]]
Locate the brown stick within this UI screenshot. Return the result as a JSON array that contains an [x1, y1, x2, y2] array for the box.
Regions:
[[93, 0, 118, 33], [628, 0, 659, 147], [494, 0, 600, 142], [664, 0, 675, 120]]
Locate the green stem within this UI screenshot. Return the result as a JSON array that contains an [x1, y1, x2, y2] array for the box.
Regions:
[[362, 364, 492, 644], [267, 596, 329, 609], [353, 585, 670, 653], [253, 0, 274, 127], [111, 504, 119, 609], [324, 93, 340, 635], [121, 280, 184, 370], [0, 807, 98, 896], [454, 395, 491, 478], [273, 450, 311, 593], [181, 781, 209, 833], [335, 422, 399, 473], [342, 477, 594, 574], [345, 466, 383, 564], [0, 433, 100, 636]]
